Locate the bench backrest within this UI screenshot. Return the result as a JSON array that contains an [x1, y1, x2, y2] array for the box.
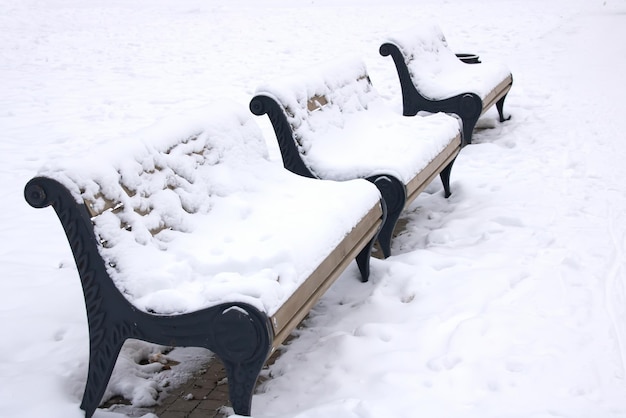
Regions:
[[382, 24, 511, 101], [50, 109, 267, 238], [383, 24, 473, 99], [255, 58, 379, 159], [37, 105, 275, 312]]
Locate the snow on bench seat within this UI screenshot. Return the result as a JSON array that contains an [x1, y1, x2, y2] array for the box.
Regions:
[[36, 105, 381, 316], [380, 23, 513, 145]]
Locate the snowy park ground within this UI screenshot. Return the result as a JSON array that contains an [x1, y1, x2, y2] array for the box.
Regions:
[[2, 0, 626, 417]]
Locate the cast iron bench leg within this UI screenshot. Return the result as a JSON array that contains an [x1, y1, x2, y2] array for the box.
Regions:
[[496, 93, 512, 123], [355, 234, 378, 282], [222, 358, 267, 415], [439, 158, 456, 198], [368, 175, 405, 259], [211, 305, 273, 416], [81, 333, 126, 418]]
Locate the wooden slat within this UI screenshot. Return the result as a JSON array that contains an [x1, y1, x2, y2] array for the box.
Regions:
[[85, 193, 123, 218], [481, 74, 513, 116], [404, 134, 462, 206], [307, 95, 329, 112], [270, 202, 383, 348]]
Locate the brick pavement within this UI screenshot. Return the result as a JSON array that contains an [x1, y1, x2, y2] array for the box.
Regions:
[[152, 358, 232, 418]]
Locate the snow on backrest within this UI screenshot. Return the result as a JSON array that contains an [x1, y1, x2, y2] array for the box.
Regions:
[[40, 105, 270, 249], [257, 58, 380, 156], [387, 24, 460, 87], [385, 23, 511, 100]]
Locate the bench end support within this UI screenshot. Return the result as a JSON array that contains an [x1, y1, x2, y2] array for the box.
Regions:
[[368, 175, 405, 259]]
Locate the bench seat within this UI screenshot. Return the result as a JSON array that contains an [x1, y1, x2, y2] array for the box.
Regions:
[[250, 58, 462, 258]]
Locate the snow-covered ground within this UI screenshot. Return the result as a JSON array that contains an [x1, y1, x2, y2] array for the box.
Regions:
[[2, 0, 626, 417]]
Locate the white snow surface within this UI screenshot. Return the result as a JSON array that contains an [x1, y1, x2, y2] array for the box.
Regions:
[[2, 0, 626, 417]]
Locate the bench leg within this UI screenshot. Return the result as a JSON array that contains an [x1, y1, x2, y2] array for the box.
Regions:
[[211, 304, 273, 416], [439, 157, 457, 198], [80, 327, 128, 418], [456, 93, 482, 146], [461, 116, 479, 147], [368, 175, 406, 258], [221, 358, 267, 415], [496, 93, 512, 123], [355, 198, 385, 282], [355, 236, 376, 282]]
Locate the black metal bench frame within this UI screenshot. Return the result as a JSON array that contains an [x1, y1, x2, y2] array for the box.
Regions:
[[380, 42, 513, 146], [24, 158, 384, 417]]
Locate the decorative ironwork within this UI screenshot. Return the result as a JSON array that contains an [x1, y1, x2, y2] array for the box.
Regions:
[[24, 177, 274, 418], [250, 96, 316, 179]]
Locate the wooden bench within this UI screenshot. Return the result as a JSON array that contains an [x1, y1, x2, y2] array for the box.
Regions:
[[379, 24, 513, 145], [249, 58, 463, 258], [23, 104, 385, 417]]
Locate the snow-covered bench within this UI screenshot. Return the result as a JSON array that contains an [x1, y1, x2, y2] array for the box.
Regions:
[[23, 104, 385, 417], [249, 58, 462, 258], [379, 24, 513, 145]]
